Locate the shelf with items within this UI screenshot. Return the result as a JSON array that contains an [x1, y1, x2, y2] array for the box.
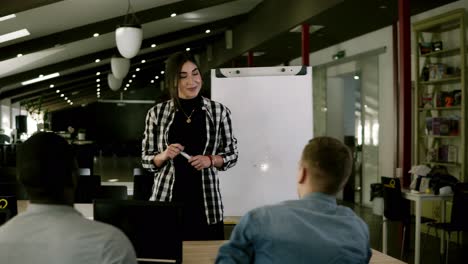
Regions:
[[413, 8, 466, 182]]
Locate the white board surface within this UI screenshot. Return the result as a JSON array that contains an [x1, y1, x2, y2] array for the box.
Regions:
[[211, 66, 313, 216]]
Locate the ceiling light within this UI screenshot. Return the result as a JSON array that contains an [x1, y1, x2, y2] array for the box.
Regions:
[[111, 56, 130, 79], [136, 68, 140, 72], [64, 97, 68, 100], [141, 59, 146, 63], [0, 29, 30, 44], [56, 90, 60, 93], [97, 84, 100, 87], [205, 29, 211, 34], [151, 44, 156, 48], [17, 53, 23, 57], [354, 75, 360, 80], [186, 47, 190, 51], [132, 74, 136, 78], [151, 80, 154, 83], [107, 73, 122, 91], [124, 87, 128, 91], [95, 59, 101, 63], [93, 33, 99, 37], [39, 74, 44, 78], [96, 72, 101, 76], [60, 94, 64, 97], [161, 71, 164, 74], [49, 84, 54, 88], [97, 88, 100, 92], [70, 102, 73, 105], [0, 14, 16, 22], [96, 79, 100, 82], [155, 76, 159, 79], [126, 84, 130, 87], [21, 72, 60, 85], [171, 13, 177, 17], [115, 2, 143, 59], [129, 80, 132, 83]]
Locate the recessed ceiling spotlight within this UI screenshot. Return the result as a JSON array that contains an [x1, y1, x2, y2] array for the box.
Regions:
[[155, 76, 159, 79], [49, 84, 54, 88], [64, 97, 68, 100], [124, 87, 128, 91], [136, 68, 140, 72], [171, 13, 176, 17], [39, 74, 44, 78], [60, 94, 64, 97], [151, 44, 156, 48], [96, 72, 101, 76], [129, 80, 133, 83], [95, 59, 100, 63], [67, 99, 71, 103], [97, 88, 100, 92], [97, 84, 100, 87], [354, 75, 360, 80], [96, 79, 100, 82], [186, 47, 190, 51], [161, 71, 165, 74], [70, 102, 73, 105], [151, 80, 155, 83], [132, 74, 136, 78], [205, 29, 211, 34], [17, 53, 23, 57], [93, 33, 99, 37], [126, 84, 130, 87], [56, 90, 60, 93], [141, 60, 146, 63]]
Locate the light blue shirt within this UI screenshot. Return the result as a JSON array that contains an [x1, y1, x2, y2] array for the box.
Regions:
[[0, 204, 137, 264], [216, 193, 371, 264]]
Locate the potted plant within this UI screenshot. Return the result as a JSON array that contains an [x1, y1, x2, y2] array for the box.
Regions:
[[77, 128, 86, 141]]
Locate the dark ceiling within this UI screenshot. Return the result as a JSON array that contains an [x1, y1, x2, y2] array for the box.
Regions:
[[0, 0, 457, 112]]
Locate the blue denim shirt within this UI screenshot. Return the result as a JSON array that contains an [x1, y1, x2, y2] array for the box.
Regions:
[[216, 193, 371, 264]]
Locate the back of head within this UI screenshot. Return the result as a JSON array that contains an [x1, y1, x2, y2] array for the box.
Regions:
[[301, 137, 352, 195], [17, 132, 77, 203]]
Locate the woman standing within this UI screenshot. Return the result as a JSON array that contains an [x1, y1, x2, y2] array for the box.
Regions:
[[141, 51, 238, 240]]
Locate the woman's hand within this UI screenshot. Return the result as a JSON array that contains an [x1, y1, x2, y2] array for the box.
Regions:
[[189, 155, 211, 171], [153, 143, 184, 167], [163, 143, 184, 160]]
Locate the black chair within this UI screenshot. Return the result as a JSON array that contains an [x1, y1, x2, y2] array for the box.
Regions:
[[0, 195, 17, 226], [97, 185, 128, 200], [132, 168, 153, 201], [74, 175, 101, 203], [381, 176, 435, 260], [0, 167, 17, 182], [426, 182, 468, 264]]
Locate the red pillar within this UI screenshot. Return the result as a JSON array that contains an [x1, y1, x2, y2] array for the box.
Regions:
[[398, 0, 411, 187], [301, 23, 309, 66], [247, 51, 254, 67]]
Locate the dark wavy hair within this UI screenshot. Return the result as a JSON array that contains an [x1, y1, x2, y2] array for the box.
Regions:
[[164, 51, 201, 109]]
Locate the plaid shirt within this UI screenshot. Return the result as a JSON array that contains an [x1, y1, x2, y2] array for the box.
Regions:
[[141, 96, 238, 224]]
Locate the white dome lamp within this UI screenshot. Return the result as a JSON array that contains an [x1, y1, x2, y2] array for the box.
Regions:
[[115, 0, 142, 59], [108, 73, 123, 91], [111, 55, 130, 79]]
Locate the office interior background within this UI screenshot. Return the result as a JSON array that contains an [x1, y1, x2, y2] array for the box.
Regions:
[[1, 0, 467, 263]]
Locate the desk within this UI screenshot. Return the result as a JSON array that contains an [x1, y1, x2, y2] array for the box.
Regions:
[[182, 241, 404, 264], [382, 190, 452, 264]]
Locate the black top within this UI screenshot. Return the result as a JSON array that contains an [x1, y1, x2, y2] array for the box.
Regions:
[[168, 96, 207, 227]]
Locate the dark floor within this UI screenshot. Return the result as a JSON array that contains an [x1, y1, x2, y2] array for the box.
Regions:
[[95, 155, 466, 264]]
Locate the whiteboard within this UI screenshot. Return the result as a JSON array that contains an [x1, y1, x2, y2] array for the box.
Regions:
[[211, 66, 313, 216]]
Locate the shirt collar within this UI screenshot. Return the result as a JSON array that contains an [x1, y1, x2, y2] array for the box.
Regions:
[[301, 192, 337, 205]]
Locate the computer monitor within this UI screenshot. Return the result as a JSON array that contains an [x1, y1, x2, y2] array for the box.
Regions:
[[0, 195, 17, 225], [93, 199, 183, 263]]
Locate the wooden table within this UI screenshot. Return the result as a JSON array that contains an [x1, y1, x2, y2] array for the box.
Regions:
[[183, 241, 405, 264]]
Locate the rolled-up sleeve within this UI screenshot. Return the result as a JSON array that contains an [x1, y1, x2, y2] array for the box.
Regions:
[[217, 106, 238, 171], [141, 107, 160, 172]]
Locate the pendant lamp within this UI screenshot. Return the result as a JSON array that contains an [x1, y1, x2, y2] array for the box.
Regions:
[[108, 73, 123, 91], [111, 56, 130, 79], [115, 0, 142, 59]]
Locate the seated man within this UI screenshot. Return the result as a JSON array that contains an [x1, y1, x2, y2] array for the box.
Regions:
[[216, 137, 371, 263], [0, 132, 137, 264]]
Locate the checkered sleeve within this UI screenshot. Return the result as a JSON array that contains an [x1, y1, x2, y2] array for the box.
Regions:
[[217, 105, 238, 171], [141, 106, 161, 172]]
